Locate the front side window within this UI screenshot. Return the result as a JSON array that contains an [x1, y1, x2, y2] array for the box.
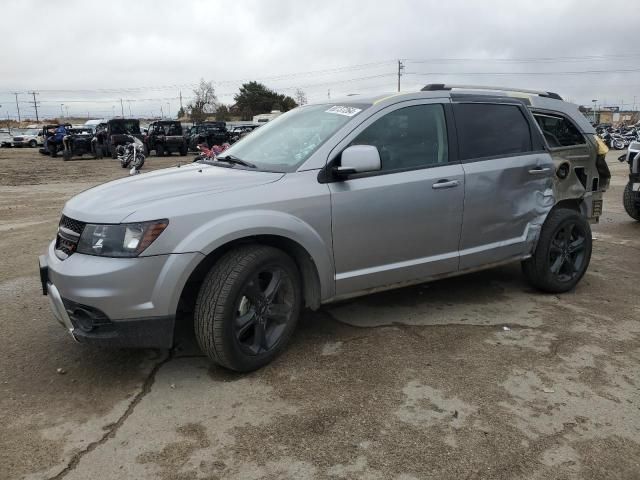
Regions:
[[533, 113, 585, 148], [222, 103, 369, 172], [349, 104, 448, 172], [453, 103, 533, 160]]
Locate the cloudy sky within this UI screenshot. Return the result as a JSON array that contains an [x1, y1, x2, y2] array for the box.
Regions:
[[1, 0, 639, 120]]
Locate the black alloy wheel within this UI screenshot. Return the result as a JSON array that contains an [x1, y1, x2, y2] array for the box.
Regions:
[[548, 221, 587, 283], [233, 267, 295, 356]]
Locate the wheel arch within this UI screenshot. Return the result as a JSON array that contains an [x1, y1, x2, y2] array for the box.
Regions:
[[551, 198, 587, 217], [177, 234, 325, 321]]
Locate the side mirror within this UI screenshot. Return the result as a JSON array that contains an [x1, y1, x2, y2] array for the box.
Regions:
[[335, 145, 381, 177]]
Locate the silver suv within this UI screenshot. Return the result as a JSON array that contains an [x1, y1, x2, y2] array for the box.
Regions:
[[39, 84, 610, 371]]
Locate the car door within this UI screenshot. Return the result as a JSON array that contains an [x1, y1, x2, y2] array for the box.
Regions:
[[453, 101, 555, 270], [328, 100, 465, 296]]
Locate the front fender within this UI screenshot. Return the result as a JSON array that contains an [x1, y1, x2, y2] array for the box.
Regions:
[[174, 210, 335, 300]]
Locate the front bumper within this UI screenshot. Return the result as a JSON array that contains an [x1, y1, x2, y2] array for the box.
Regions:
[[39, 245, 204, 348]]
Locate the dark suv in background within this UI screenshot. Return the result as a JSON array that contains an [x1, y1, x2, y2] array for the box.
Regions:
[[185, 122, 229, 151], [144, 121, 188, 156], [104, 119, 142, 158]]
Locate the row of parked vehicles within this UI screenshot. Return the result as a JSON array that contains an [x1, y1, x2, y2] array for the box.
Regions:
[[1, 119, 260, 161], [595, 123, 640, 150]]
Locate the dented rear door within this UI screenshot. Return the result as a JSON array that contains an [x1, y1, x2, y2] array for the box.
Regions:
[[452, 102, 555, 270]]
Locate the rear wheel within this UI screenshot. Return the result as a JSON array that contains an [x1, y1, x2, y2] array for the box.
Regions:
[[180, 144, 188, 156], [110, 144, 117, 159], [62, 150, 72, 161], [156, 143, 164, 157], [194, 245, 302, 372], [522, 208, 592, 293], [623, 182, 640, 221]]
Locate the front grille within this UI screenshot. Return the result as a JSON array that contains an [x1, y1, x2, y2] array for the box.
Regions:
[[13, 137, 23, 141], [55, 215, 86, 259], [60, 215, 85, 234]]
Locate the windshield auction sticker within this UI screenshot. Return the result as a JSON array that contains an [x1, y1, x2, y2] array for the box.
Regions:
[[325, 105, 362, 117]]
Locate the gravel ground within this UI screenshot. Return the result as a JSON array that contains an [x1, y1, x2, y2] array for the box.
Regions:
[[0, 147, 638, 480]]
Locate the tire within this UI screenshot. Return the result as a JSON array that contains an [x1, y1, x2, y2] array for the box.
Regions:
[[179, 145, 188, 156], [613, 139, 625, 150], [110, 144, 117, 159], [62, 150, 72, 161], [156, 143, 164, 157], [133, 154, 145, 170], [623, 182, 640, 221], [29, 140, 37, 148], [522, 208, 592, 293], [194, 245, 302, 372]]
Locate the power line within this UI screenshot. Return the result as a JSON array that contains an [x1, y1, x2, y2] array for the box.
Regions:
[[404, 68, 640, 76]]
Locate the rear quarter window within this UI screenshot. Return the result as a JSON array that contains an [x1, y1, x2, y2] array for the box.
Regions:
[[533, 113, 585, 148], [453, 103, 533, 160]]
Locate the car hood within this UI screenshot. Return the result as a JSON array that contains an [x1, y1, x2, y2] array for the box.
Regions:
[[63, 163, 284, 223]]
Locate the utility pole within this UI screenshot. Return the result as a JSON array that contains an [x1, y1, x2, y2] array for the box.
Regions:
[[31, 91, 39, 122], [13, 93, 21, 123], [60, 104, 64, 118], [397, 59, 404, 92], [179, 90, 183, 112], [160, 105, 163, 118], [120, 98, 124, 117]]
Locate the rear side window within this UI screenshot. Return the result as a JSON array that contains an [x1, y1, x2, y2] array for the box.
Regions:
[[533, 113, 585, 148], [453, 103, 532, 160]]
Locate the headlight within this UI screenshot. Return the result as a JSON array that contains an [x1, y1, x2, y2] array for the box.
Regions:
[[76, 220, 169, 257]]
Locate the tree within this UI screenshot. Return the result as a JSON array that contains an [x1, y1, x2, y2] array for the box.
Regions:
[[294, 88, 307, 106], [216, 105, 229, 121], [177, 106, 185, 119], [188, 79, 217, 123], [234, 81, 297, 116]]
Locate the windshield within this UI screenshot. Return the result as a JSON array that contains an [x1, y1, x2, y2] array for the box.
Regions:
[[221, 103, 369, 172]]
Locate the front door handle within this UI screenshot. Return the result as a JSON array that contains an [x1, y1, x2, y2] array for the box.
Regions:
[[528, 167, 551, 175], [432, 179, 459, 190]]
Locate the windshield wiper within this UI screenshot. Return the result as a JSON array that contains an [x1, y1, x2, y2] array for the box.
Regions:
[[215, 154, 257, 169]]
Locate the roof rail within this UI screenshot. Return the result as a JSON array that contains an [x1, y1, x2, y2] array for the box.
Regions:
[[421, 83, 563, 101]]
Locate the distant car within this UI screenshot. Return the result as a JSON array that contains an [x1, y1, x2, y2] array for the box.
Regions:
[[61, 127, 96, 161], [0, 129, 13, 147], [144, 120, 188, 156], [38, 124, 72, 155], [12, 128, 42, 148], [229, 124, 259, 143], [103, 119, 143, 158], [186, 122, 229, 151]]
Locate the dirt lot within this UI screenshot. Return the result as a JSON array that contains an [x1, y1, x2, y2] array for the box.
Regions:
[[0, 147, 639, 480]]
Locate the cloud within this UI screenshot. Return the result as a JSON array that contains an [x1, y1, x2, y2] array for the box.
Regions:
[[0, 0, 638, 119]]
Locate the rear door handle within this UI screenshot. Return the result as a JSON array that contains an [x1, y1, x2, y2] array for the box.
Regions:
[[432, 179, 459, 190], [528, 167, 551, 175]]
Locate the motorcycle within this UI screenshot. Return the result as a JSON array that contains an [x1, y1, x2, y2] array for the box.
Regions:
[[117, 135, 145, 175]]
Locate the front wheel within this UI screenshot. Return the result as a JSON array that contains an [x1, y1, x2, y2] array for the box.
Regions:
[[29, 140, 37, 148], [522, 208, 592, 293], [156, 143, 164, 157], [623, 182, 640, 221], [194, 245, 302, 372]]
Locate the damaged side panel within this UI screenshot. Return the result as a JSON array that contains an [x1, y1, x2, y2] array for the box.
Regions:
[[530, 108, 610, 222], [459, 153, 555, 270]]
